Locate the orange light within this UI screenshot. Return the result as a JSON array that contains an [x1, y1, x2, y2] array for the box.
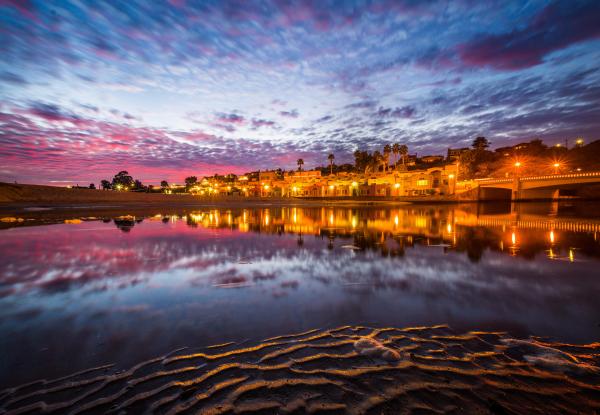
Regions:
[[514, 161, 521, 167]]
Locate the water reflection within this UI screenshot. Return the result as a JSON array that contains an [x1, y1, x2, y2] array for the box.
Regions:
[[0, 204, 599, 389]]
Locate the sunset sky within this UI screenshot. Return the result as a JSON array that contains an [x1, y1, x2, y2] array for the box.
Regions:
[[1, 0, 599, 185]]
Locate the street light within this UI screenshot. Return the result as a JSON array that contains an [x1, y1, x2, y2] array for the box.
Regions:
[[514, 161, 522, 177], [553, 162, 560, 174], [575, 138, 584, 147]]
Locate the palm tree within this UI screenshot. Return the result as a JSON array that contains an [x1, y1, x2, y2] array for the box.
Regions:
[[327, 153, 334, 175], [399, 145, 408, 166], [383, 144, 391, 171], [392, 143, 400, 165], [297, 158, 304, 172]]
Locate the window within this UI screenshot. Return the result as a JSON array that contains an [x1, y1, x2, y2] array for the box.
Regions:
[[417, 179, 428, 187]]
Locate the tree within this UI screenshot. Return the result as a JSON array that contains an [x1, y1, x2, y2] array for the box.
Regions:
[[327, 153, 334, 175], [383, 145, 391, 171], [133, 179, 144, 190], [297, 158, 304, 172], [472, 136, 490, 151], [160, 180, 169, 188], [100, 180, 111, 190], [89, 183, 96, 189], [112, 171, 134, 189], [392, 143, 400, 164], [185, 176, 198, 187], [399, 145, 408, 166]]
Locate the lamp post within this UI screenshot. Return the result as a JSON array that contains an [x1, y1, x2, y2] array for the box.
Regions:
[[514, 161, 521, 177]]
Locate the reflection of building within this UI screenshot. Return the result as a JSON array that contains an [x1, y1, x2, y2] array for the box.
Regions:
[[180, 206, 600, 262]]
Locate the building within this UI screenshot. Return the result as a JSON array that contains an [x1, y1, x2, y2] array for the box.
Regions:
[[447, 147, 469, 161]]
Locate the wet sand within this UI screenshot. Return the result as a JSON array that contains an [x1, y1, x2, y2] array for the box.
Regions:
[[1, 325, 598, 414]]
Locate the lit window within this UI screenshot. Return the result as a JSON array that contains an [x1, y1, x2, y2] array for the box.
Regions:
[[417, 179, 428, 186]]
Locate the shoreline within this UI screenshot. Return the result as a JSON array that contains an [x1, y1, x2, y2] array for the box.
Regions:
[[3, 182, 597, 211]]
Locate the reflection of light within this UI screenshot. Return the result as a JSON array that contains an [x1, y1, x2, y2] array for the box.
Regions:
[[415, 217, 427, 228], [329, 212, 334, 225], [394, 215, 399, 226], [569, 249, 574, 262], [511, 232, 516, 245], [351, 216, 357, 228], [446, 223, 452, 233], [265, 214, 270, 226], [242, 210, 247, 223], [549, 230, 555, 244], [548, 248, 554, 259]]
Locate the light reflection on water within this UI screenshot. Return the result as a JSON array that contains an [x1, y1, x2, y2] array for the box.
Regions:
[[0, 203, 599, 388]]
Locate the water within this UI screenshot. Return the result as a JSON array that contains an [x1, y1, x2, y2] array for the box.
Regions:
[[1, 202, 599, 390]]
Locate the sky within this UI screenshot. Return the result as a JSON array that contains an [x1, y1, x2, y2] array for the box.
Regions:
[[1, 0, 599, 185]]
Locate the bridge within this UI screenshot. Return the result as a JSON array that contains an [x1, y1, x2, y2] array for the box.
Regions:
[[465, 171, 600, 201]]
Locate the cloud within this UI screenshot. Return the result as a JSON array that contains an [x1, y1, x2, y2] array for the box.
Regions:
[[280, 109, 299, 118], [376, 106, 416, 118], [458, 1, 600, 70]]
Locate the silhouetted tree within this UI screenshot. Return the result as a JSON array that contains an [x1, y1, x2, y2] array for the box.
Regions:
[[133, 179, 144, 190], [101, 180, 111, 190], [383, 144, 392, 171], [327, 153, 334, 175], [185, 176, 198, 187], [160, 180, 169, 188], [112, 171, 134, 189], [472, 136, 490, 151], [392, 143, 400, 164], [89, 183, 96, 189], [399, 145, 408, 166], [297, 158, 304, 171]]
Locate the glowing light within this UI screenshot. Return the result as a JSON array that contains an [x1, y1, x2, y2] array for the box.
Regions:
[[555, 143, 561, 147], [549, 230, 555, 244], [351, 181, 358, 187], [514, 161, 521, 167], [576, 138, 584, 145], [264, 184, 270, 190], [569, 248, 574, 262], [351, 217, 357, 228], [511, 232, 516, 245], [394, 215, 399, 226], [448, 174, 455, 179], [446, 224, 452, 233], [329, 185, 334, 190], [227, 186, 231, 191], [394, 183, 400, 188], [329, 212, 334, 225]]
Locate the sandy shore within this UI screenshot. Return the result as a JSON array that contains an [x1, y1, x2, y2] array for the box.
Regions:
[[0, 182, 459, 210], [0, 325, 598, 414]]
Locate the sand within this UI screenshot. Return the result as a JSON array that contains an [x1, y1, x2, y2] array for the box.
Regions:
[[0, 182, 456, 210], [0, 325, 598, 414]]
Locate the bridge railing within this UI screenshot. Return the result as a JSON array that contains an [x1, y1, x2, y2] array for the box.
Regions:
[[520, 171, 600, 181], [470, 171, 600, 185]]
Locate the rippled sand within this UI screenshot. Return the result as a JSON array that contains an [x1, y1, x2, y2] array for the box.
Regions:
[[1, 326, 598, 414]]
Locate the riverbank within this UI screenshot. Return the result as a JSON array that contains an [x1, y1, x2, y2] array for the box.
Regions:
[[1, 182, 463, 209]]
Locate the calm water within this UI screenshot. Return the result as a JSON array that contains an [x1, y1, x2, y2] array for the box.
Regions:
[[1, 202, 599, 389]]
